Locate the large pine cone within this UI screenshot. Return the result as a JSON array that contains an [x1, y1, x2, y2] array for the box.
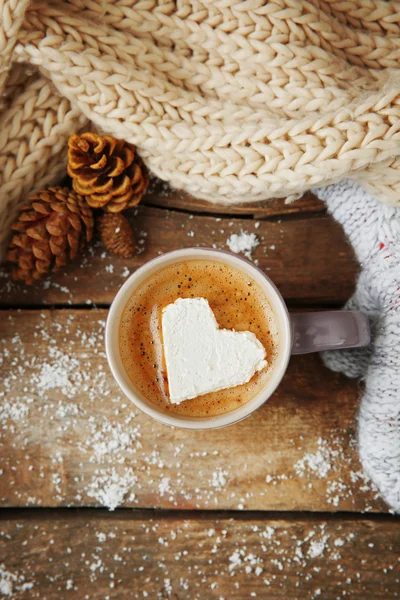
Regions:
[[68, 132, 149, 212], [7, 187, 94, 284]]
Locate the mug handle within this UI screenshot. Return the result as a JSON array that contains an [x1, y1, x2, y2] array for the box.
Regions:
[[290, 311, 370, 355]]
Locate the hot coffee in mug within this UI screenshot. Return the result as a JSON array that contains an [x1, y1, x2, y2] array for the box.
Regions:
[[106, 249, 370, 429]]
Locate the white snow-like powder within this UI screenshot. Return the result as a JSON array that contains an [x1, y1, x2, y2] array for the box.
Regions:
[[0, 492, 394, 598], [66, 579, 74, 590], [87, 468, 137, 511], [36, 355, 80, 396], [90, 422, 141, 463], [291, 436, 377, 508], [294, 438, 334, 479], [228, 549, 243, 572], [0, 399, 31, 423], [159, 477, 171, 496], [0, 314, 145, 514], [211, 468, 228, 490], [87, 468, 137, 510], [0, 564, 33, 596], [308, 536, 330, 559], [226, 231, 259, 260], [0, 311, 378, 520], [0, 578, 12, 597]]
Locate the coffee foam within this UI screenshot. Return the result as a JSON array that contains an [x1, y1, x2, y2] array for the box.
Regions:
[[119, 259, 279, 418]]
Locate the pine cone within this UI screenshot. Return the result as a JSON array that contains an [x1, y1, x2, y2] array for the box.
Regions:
[[68, 132, 149, 212], [97, 213, 136, 258], [7, 187, 94, 284]]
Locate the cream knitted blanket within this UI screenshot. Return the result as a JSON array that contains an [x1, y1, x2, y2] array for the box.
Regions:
[[1, 0, 400, 258]]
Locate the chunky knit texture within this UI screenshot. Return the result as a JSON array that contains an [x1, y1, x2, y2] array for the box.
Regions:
[[315, 180, 400, 513], [1, 0, 400, 257]]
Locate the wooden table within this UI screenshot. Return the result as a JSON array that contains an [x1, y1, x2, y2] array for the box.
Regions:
[[0, 185, 399, 599]]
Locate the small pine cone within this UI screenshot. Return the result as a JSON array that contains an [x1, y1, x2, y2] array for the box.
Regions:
[[68, 132, 149, 213], [7, 187, 94, 284], [97, 213, 136, 258]]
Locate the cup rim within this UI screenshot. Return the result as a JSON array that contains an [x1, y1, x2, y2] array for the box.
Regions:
[[105, 248, 292, 429]]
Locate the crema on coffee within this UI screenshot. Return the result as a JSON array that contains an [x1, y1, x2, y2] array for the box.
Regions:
[[119, 259, 279, 417]]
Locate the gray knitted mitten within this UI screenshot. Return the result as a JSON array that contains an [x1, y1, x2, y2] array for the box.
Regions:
[[314, 180, 400, 513]]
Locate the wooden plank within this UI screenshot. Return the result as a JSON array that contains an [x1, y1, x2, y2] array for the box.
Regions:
[[0, 510, 398, 599], [0, 310, 384, 512], [0, 206, 357, 307], [145, 181, 325, 217]]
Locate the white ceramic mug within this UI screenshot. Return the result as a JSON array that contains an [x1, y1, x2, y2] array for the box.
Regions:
[[106, 248, 370, 430]]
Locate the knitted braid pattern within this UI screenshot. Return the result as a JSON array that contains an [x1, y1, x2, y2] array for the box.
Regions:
[[315, 180, 400, 513], [1, 0, 400, 257], [0, 75, 88, 253]]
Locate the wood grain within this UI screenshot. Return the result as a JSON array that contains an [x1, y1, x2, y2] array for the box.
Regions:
[[0, 510, 398, 599], [0, 185, 391, 600], [0, 310, 384, 512], [0, 206, 357, 307], [145, 182, 325, 217]]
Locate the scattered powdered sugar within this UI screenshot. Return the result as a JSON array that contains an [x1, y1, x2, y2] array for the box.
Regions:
[[87, 420, 142, 464], [307, 536, 330, 558], [0, 313, 143, 510], [159, 477, 171, 496], [216, 522, 367, 596], [0, 398, 32, 425], [211, 467, 228, 490], [0, 566, 13, 597], [87, 468, 137, 511], [226, 231, 259, 260], [294, 437, 334, 479], [137, 230, 148, 254], [0, 265, 394, 598], [292, 436, 377, 508], [0, 564, 33, 596], [228, 549, 264, 575], [2, 516, 396, 599], [0, 311, 379, 517], [35, 353, 81, 396]]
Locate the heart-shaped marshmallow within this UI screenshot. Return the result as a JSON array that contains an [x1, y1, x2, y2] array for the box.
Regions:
[[162, 297, 267, 404]]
